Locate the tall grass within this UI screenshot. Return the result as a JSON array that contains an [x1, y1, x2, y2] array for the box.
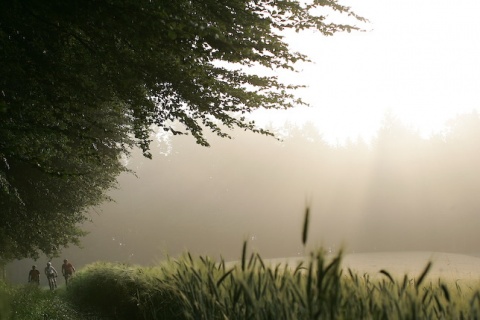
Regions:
[[5, 210, 480, 319], [4, 249, 480, 319], [58, 244, 480, 320]]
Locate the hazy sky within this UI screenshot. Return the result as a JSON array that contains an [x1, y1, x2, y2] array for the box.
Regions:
[[252, 0, 480, 144], [7, 0, 480, 283]]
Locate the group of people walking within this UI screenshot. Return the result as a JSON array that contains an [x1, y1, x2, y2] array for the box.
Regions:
[[28, 259, 75, 290]]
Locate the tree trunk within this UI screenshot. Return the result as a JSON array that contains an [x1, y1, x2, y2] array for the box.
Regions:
[[0, 261, 6, 281]]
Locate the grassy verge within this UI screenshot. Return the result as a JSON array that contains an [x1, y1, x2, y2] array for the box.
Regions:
[[0, 280, 89, 320]]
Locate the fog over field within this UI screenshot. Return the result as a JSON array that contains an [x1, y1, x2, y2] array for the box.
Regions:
[[7, 114, 480, 284], [6, 0, 480, 285]]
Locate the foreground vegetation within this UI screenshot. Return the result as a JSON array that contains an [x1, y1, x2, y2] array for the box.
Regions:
[[0, 280, 84, 319], [3, 246, 480, 319]]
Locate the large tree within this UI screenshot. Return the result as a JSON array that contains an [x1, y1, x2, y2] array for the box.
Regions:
[[0, 0, 365, 260], [0, 102, 132, 260]]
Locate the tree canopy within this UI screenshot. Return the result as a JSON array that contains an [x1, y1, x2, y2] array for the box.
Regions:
[[0, 0, 364, 260]]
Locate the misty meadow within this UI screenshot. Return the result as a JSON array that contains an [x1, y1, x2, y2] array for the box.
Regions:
[[3, 0, 480, 319], [49, 113, 480, 265], [4, 243, 480, 319], [5, 113, 480, 318]]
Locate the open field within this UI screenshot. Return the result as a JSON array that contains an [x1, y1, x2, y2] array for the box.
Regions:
[[265, 251, 480, 281], [343, 251, 480, 281]]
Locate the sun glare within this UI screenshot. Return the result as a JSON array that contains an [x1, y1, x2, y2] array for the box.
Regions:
[[252, 0, 480, 145]]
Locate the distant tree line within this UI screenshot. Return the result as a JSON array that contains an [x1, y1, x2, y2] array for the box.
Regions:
[[105, 111, 480, 258], [273, 112, 480, 253], [148, 111, 480, 255]]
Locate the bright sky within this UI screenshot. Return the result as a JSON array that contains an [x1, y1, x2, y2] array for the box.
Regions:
[[251, 0, 480, 144]]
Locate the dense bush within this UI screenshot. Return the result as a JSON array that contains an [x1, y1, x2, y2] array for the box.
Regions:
[[65, 261, 185, 319]]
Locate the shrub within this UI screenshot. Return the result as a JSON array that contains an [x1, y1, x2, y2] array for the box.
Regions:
[[65, 261, 185, 319]]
